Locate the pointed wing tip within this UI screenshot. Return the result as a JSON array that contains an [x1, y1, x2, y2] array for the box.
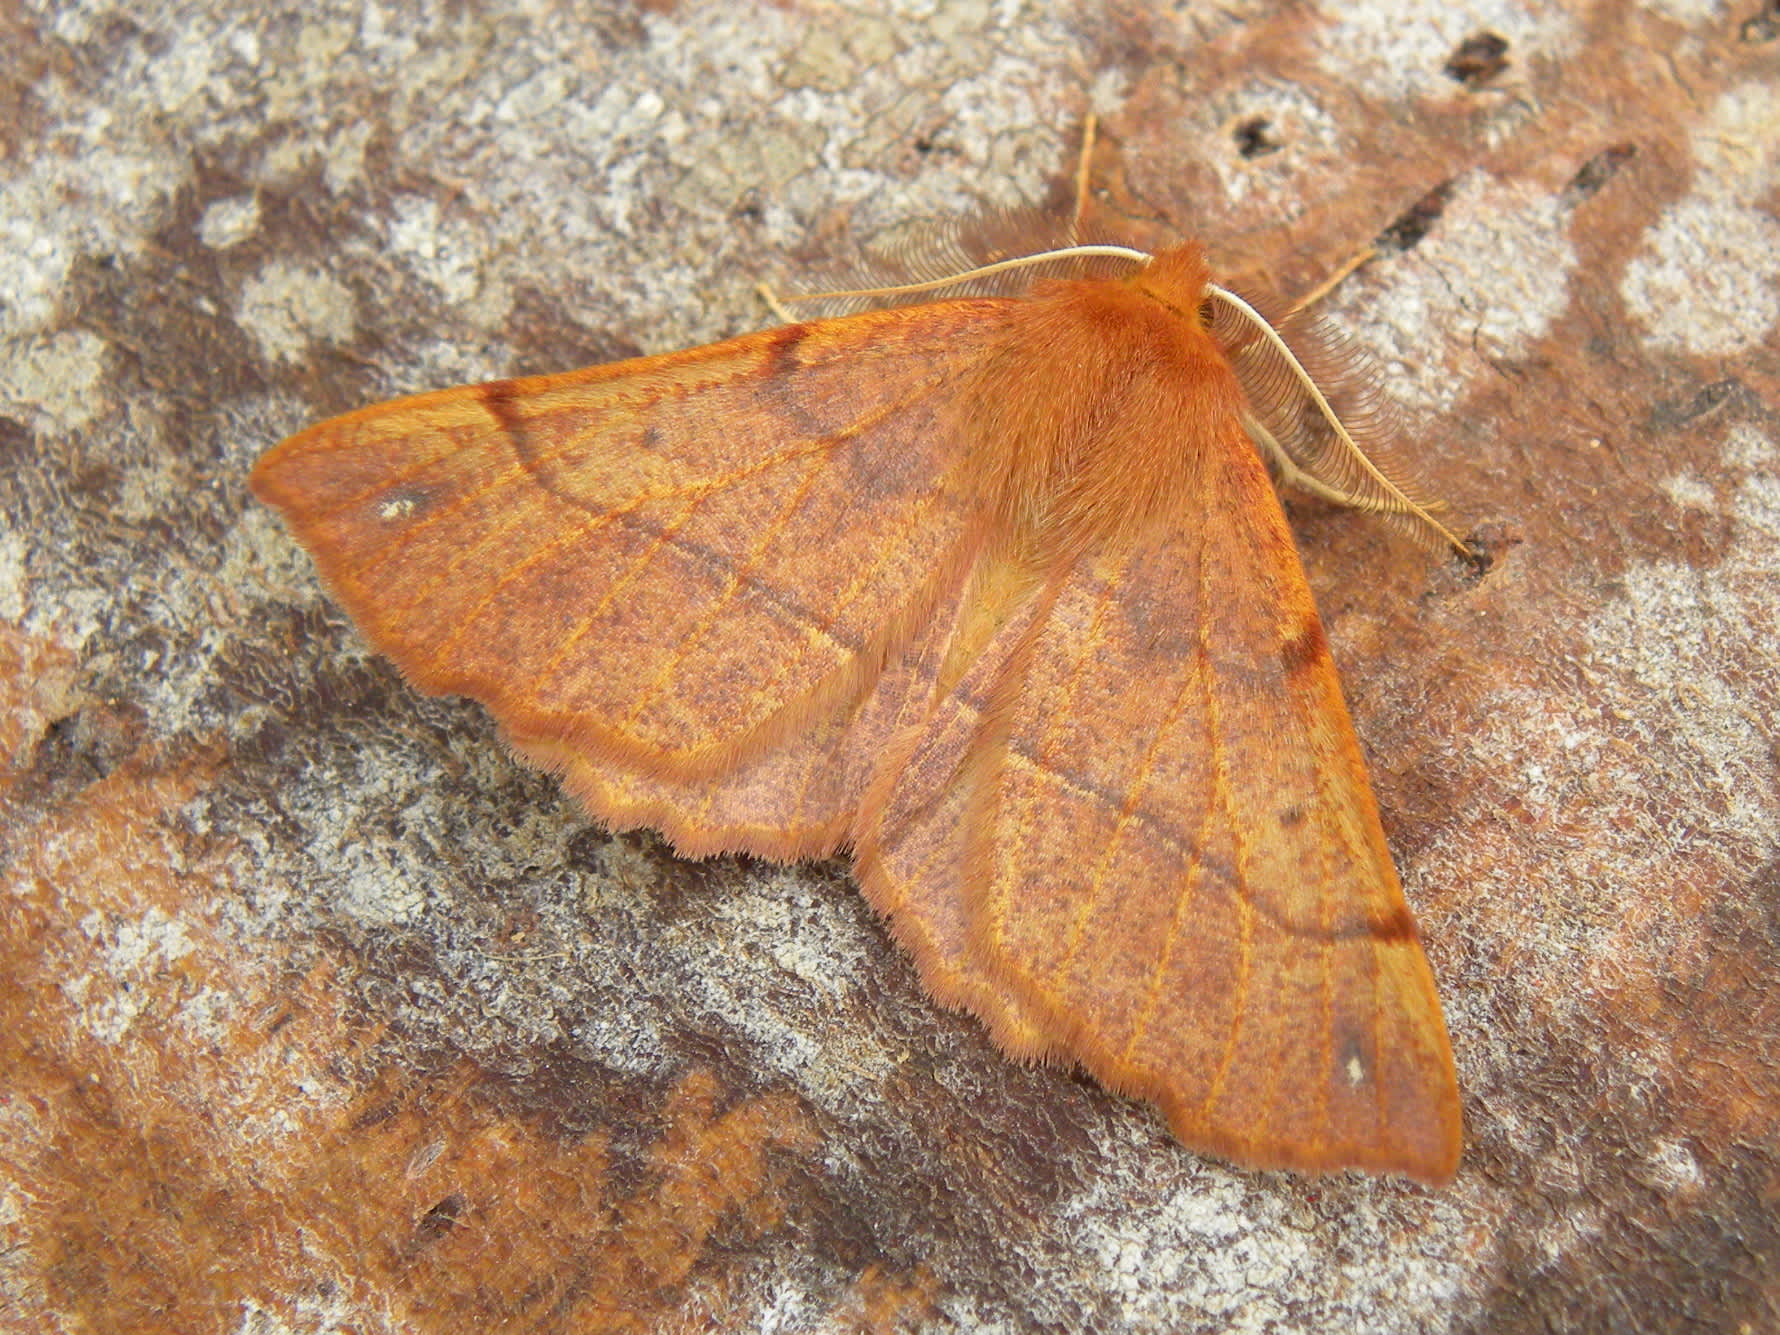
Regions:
[[247, 433, 296, 509], [249, 418, 343, 518]]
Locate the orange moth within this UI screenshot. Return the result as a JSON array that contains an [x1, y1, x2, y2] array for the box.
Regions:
[[251, 224, 1465, 1183]]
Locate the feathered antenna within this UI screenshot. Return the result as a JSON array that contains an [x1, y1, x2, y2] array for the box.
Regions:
[[1207, 285, 1468, 554], [779, 240, 1150, 310], [770, 212, 1146, 318]]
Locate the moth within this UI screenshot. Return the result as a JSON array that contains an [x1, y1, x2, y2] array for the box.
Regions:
[[252, 230, 1465, 1182]]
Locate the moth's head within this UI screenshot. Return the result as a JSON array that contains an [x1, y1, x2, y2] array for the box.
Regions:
[[1125, 243, 1218, 332]]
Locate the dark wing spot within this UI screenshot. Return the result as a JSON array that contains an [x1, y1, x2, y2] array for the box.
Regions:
[[765, 322, 808, 378], [1279, 618, 1328, 677], [1368, 906, 1419, 944], [479, 377, 527, 442]]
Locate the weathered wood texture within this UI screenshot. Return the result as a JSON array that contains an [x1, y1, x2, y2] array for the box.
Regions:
[[2, 2, 1775, 1331]]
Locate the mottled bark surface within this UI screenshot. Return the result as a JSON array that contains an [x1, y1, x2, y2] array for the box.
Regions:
[[2, 2, 1776, 1332]]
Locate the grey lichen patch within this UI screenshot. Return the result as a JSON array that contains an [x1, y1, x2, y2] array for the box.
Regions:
[[1622, 81, 1780, 356], [780, 16, 901, 92], [68, 906, 201, 1045], [1063, 1147, 1466, 1329], [222, 502, 323, 607], [1622, 196, 1780, 356], [0, 524, 26, 623], [383, 194, 492, 308], [1722, 421, 1774, 470], [691, 864, 904, 1108], [321, 121, 375, 196], [328, 838, 434, 929], [1658, 471, 1716, 511], [0, 330, 111, 434], [236, 260, 358, 365], [1333, 172, 1578, 414], [1637, 0, 1729, 21], [198, 193, 261, 250], [663, 119, 826, 221]]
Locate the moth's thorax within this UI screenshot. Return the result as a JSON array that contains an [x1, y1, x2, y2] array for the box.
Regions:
[[957, 242, 1249, 561]]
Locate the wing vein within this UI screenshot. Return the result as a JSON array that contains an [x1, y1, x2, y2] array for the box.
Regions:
[[1049, 545, 1168, 984], [617, 447, 834, 729], [1196, 505, 1257, 1126], [1116, 588, 1229, 1063], [664, 480, 966, 754], [365, 418, 850, 601]]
